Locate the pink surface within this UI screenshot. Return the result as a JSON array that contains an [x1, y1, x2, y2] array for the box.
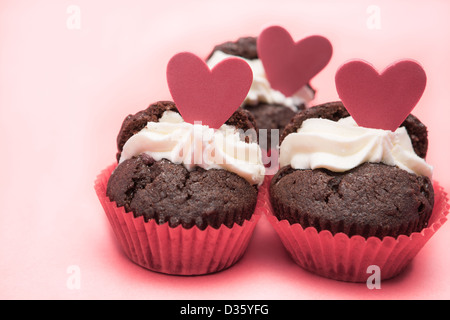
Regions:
[[1, 0, 450, 300], [335, 59, 427, 131], [167, 52, 252, 128], [258, 25, 333, 96]]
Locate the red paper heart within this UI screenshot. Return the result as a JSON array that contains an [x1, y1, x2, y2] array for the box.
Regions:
[[335, 60, 427, 131], [257, 25, 333, 97], [166, 52, 253, 129]]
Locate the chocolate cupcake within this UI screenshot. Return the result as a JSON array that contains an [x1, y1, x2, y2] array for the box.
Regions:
[[95, 101, 267, 275], [206, 37, 315, 150], [271, 101, 434, 239], [108, 101, 261, 230], [265, 101, 447, 282]]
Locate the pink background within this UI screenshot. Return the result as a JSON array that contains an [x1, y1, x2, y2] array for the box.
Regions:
[[1, 0, 449, 299]]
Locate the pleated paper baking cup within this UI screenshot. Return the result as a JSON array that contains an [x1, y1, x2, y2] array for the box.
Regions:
[[94, 164, 268, 276], [266, 181, 449, 282]]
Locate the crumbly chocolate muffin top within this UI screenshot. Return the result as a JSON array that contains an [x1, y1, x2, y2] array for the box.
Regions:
[[107, 154, 258, 230], [115, 101, 258, 162], [280, 101, 429, 158], [270, 162, 434, 239], [245, 103, 299, 130], [207, 36, 258, 60], [244, 103, 303, 149]]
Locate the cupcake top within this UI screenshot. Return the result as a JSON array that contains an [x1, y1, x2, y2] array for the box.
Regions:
[[115, 101, 265, 186], [206, 37, 315, 112], [279, 101, 433, 178]]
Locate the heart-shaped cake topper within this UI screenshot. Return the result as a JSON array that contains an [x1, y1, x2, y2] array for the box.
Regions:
[[335, 59, 427, 131], [257, 25, 333, 97], [166, 52, 253, 129]]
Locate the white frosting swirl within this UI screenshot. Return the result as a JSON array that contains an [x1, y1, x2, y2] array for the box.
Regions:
[[207, 51, 314, 111], [120, 111, 266, 186], [279, 116, 433, 178]]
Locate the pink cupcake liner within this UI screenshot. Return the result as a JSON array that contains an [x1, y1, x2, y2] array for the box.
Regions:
[[94, 163, 269, 276], [266, 180, 449, 282]]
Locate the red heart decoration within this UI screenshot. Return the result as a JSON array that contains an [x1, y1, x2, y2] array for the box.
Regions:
[[166, 52, 253, 129], [257, 25, 333, 97], [335, 60, 427, 131]]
